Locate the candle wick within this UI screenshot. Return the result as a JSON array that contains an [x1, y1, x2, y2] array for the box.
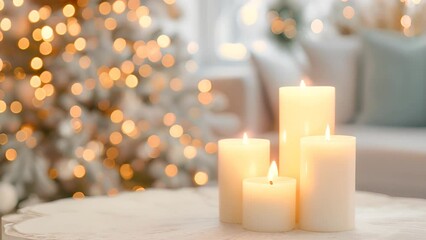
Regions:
[[269, 180, 273, 185]]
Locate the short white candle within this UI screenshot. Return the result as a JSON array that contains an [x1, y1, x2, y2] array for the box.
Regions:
[[243, 161, 296, 232], [300, 125, 356, 232], [218, 133, 270, 224]]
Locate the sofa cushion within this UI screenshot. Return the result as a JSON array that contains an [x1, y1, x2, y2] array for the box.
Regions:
[[251, 41, 302, 128], [357, 30, 426, 126], [338, 124, 426, 198], [301, 35, 361, 123]]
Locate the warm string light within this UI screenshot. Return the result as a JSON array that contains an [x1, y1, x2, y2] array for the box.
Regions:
[[0, 0, 214, 197]]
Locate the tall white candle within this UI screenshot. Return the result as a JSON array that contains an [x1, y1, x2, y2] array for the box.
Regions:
[[279, 80, 335, 217], [218, 133, 269, 224], [243, 161, 296, 232], [300, 126, 356, 232]]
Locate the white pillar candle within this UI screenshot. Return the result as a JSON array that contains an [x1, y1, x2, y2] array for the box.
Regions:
[[279, 80, 335, 216], [300, 126, 356, 232], [243, 161, 296, 232], [218, 133, 270, 224]]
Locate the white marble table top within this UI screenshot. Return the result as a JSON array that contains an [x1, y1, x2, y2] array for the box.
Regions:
[[2, 187, 426, 240]]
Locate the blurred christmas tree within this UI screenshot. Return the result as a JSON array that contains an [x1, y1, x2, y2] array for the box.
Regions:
[[0, 0, 230, 214], [268, 0, 302, 44]]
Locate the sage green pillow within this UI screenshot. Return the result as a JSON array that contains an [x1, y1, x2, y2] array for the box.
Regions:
[[357, 30, 426, 126]]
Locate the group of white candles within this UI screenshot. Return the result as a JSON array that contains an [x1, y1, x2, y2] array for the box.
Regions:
[[218, 81, 356, 232]]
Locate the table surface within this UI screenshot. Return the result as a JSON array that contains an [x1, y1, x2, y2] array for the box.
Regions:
[[2, 187, 426, 240]]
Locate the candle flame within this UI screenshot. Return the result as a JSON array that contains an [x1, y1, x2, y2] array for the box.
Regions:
[[243, 132, 248, 144], [325, 124, 331, 141], [300, 79, 306, 87], [268, 160, 278, 184]]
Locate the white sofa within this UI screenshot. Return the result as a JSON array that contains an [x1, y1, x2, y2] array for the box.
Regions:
[[200, 63, 426, 199]]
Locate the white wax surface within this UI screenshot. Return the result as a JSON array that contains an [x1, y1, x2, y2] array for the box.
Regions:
[[218, 138, 269, 223], [279, 86, 335, 218], [300, 135, 356, 232], [243, 177, 296, 232]]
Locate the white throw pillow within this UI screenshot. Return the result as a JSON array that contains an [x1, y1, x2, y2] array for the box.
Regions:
[[301, 35, 361, 123], [251, 41, 303, 128]]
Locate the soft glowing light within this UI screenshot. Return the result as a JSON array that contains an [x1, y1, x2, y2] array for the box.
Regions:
[[240, 2, 258, 26], [198, 92, 213, 105], [63, 4, 76, 17], [10, 101, 23, 114], [218, 43, 247, 60], [5, 148, 17, 161], [139, 15, 152, 28], [55, 22, 67, 35], [163, 113, 176, 126], [205, 142, 218, 154], [343, 6, 355, 19], [109, 67, 121, 80], [136, 6, 150, 17], [39, 42, 53, 55], [73, 165, 86, 178], [325, 124, 331, 141], [401, 15, 411, 28], [41, 26, 54, 41], [110, 131, 123, 145], [28, 10, 40, 23], [13, 0, 24, 7], [311, 19, 324, 34], [40, 71, 52, 83], [0, 100, 7, 113], [198, 79, 212, 93], [267, 160, 279, 184], [31, 57, 43, 70], [39, 5, 52, 20], [79, 56, 91, 69], [184, 146, 197, 159], [125, 75, 138, 88], [139, 64, 152, 77], [187, 41, 199, 54], [71, 82, 83, 95], [157, 34, 171, 48], [73, 192, 85, 199], [74, 37, 86, 51], [161, 54, 175, 68], [34, 88, 47, 100], [243, 132, 248, 144], [112, 0, 126, 14], [99, 2, 111, 15], [110, 109, 124, 123], [0, 18, 11, 31], [163, 0, 176, 4], [113, 38, 126, 52], [122, 120, 136, 134], [70, 105, 82, 118], [82, 148, 96, 161], [147, 135, 161, 148], [165, 164, 178, 177], [104, 18, 117, 31], [120, 164, 134, 180], [194, 171, 208, 186], [170, 124, 183, 138], [169, 77, 183, 91], [300, 79, 306, 87]]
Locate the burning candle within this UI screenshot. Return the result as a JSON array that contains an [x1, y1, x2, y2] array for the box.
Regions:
[[218, 133, 270, 223], [243, 161, 296, 232], [279, 80, 335, 217], [299, 125, 356, 232]]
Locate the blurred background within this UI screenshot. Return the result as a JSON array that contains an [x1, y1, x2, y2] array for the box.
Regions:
[[0, 0, 425, 215]]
